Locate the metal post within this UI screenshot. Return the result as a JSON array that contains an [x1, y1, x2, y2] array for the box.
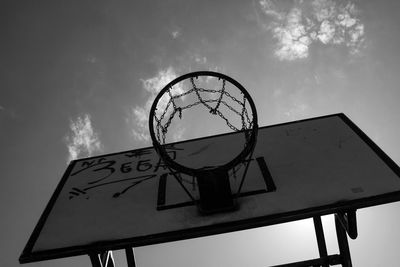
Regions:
[[89, 253, 102, 267], [313, 216, 328, 267], [337, 210, 358, 239], [89, 251, 115, 267], [125, 247, 137, 267], [102, 251, 115, 267], [271, 255, 341, 267], [335, 214, 352, 267]]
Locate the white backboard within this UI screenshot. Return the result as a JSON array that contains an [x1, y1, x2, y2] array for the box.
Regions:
[[20, 113, 400, 262]]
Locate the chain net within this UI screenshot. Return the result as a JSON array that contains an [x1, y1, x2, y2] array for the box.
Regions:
[[153, 76, 255, 146]]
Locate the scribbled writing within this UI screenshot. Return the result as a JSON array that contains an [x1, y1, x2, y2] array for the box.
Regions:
[[68, 147, 180, 200]]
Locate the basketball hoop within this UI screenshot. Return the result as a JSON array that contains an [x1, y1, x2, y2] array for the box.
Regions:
[[149, 71, 258, 214]]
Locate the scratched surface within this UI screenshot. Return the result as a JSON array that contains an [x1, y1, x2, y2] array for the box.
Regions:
[[31, 114, 400, 255]]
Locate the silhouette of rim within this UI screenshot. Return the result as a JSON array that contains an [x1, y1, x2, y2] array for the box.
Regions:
[[149, 71, 258, 176]]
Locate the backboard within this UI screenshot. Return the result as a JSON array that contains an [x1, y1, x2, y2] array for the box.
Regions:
[[20, 113, 400, 263]]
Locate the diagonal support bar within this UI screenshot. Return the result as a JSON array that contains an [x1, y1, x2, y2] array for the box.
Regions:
[[270, 215, 355, 267], [125, 247, 136, 267], [89, 251, 114, 267], [313, 216, 328, 267], [89, 253, 102, 267], [335, 214, 353, 267]]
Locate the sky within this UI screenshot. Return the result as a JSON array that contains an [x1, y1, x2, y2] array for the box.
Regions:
[[1, 0, 400, 266]]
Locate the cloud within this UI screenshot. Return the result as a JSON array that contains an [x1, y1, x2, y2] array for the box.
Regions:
[[259, 0, 285, 21], [259, 0, 365, 60], [141, 67, 178, 95], [65, 114, 102, 162], [283, 102, 310, 119], [169, 25, 182, 39], [171, 30, 181, 39], [273, 8, 312, 60], [128, 106, 150, 142], [0, 105, 4, 111], [317, 20, 335, 44], [194, 55, 207, 64], [128, 67, 185, 143]]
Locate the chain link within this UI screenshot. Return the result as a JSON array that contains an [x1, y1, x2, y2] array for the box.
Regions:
[[154, 76, 254, 144]]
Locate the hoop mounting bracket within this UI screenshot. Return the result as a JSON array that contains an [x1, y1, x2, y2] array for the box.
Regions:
[[196, 169, 237, 214]]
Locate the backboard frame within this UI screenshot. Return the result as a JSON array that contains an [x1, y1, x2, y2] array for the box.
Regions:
[[19, 113, 400, 263]]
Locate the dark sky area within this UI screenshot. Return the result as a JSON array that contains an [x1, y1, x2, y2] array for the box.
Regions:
[[1, 0, 400, 266]]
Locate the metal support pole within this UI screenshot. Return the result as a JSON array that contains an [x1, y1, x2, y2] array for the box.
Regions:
[[335, 214, 352, 267], [125, 247, 137, 267], [271, 255, 341, 267], [89, 253, 102, 267], [272, 214, 355, 267], [313, 216, 328, 267], [89, 251, 115, 267], [88, 215, 355, 267], [336, 210, 358, 239]]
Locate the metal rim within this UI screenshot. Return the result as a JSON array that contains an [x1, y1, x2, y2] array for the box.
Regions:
[[148, 71, 258, 176]]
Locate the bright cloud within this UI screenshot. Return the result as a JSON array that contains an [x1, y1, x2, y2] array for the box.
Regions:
[[273, 8, 312, 60], [65, 114, 102, 162], [317, 20, 335, 44], [128, 67, 184, 143], [259, 0, 365, 60], [142, 67, 178, 95], [259, 0, 285, 21]]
